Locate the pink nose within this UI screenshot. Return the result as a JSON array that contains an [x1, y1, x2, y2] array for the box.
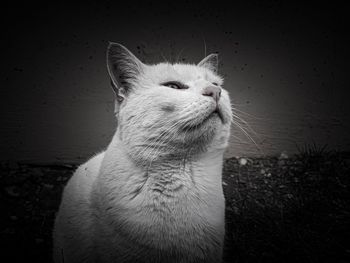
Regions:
[[202, 86, 222, 102]]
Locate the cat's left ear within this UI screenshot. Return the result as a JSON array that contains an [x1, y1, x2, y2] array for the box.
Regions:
[[197, 53, 219, 73], [107, 42, 145, 102]]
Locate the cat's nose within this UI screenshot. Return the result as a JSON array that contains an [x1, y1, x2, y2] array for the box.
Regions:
[[202, 86, 222, 102]]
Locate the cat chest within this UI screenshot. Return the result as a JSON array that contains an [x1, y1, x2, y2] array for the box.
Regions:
[[108, 206, 224, 258], [112, 190, 225, 249]]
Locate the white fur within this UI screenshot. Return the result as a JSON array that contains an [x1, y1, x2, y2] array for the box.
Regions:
[[53, 48, 232, 262]]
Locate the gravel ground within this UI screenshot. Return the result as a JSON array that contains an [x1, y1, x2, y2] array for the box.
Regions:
[[1, 152, 349, 263]]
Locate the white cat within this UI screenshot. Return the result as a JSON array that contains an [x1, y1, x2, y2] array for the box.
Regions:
[[53, 42, 232, 263]]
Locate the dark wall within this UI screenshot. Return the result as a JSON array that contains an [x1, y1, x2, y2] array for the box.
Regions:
[[2, 2, 349, 163]]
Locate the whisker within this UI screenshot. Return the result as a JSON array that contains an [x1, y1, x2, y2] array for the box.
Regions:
[[176, 48, 185, 63], [231, 113, 260, 137], [231, 119, 262, 152], [133, 118, 178, 162], [147, 122, 182, 165], [160, 52, 168, 62], [139, 119, 182, 164], [231, 105, 263, 120]]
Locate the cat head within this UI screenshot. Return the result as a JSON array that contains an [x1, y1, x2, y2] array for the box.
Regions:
[[107, 42, 232, 163]]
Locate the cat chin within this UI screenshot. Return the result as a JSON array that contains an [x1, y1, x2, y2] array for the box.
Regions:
[[183, 118, 226, 145], [182, 109, 222, 130]]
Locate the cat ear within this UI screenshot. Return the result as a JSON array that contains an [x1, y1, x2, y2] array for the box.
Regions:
[[197, 53, 219, 73], [107, 42, 144, 100]]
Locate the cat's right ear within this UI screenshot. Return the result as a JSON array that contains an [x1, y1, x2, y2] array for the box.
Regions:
[[198, 53, 219, 73], [106, 42, 144, 101]]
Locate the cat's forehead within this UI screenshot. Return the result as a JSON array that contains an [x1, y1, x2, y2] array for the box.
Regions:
[[145, 63, 223, 84]]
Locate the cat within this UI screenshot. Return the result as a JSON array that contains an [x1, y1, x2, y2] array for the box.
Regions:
[[53, 42, 232, 263]]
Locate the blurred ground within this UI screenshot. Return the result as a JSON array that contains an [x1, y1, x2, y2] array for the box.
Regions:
[[1, 151, 349, 263]]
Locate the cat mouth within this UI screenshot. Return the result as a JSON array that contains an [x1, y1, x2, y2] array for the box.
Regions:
[[205, 106, 224, 124], [182, 107, 223, 131], [213, 107, 224, 122]]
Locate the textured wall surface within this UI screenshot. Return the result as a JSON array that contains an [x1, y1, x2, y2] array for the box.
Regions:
[[2, 2, 349, 163]]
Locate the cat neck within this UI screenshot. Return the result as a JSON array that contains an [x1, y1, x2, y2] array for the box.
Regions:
[[110, 129, 224, 167], [100, 130, 225, 193]]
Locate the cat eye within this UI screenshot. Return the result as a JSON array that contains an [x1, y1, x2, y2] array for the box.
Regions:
[[161, 81, 189, 90], [212, 82, 219, 86]]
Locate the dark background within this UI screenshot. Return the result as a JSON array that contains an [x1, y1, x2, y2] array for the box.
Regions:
[[1, 1, 349, 163], [1, 2, 350, 263]]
